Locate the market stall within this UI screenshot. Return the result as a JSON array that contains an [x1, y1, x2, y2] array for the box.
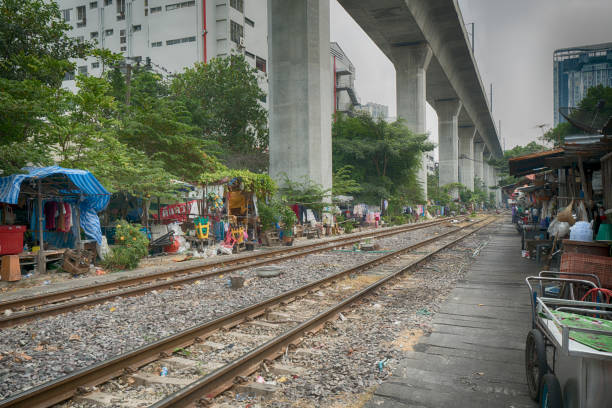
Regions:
[[508, 135, 612, 277], [0, 166, 109, 277]]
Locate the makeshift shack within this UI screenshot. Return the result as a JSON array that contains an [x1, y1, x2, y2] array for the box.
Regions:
[[0, 166, 110, 277], [508, 135, 612, 280]]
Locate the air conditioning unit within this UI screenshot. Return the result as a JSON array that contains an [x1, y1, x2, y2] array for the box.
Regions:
[[239, 37, 245, 47]]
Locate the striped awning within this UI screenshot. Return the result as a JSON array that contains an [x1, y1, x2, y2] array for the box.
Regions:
[[0, 167, 110, 244]]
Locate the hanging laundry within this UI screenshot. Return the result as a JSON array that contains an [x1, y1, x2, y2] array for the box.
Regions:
[[57, 203, 65, 232], [44, 201, 58, 230]]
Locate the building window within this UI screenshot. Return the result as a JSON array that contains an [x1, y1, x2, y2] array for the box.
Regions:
[[61, 9, 71, 22], [76, 36, 85, 43], [104, 0, 112, 5], [90, 1, 98, 8], [144, 8, 148, 16], [116, 0, 125, 19], [64, 70, 75, 81], [120, 29, 126, 36], [132, 24, 142, 32], [78, 65, 88, 76], [120, 46, 127, 51], [120, 36, 126, 44], [105, 29, 114, 36], [166, 1, 195, 11], [151, 41, 162, 47], [245, 51, 255, 59], [166, 37, 195, 45], [144, 0, 148, 5], [256, 56, 266, 73], [150, 6, 161, 13], [259, 94, 267, 103], [245, 17, 254, 27], [230, 20, 243, 44], [92, 62, 100, 68], [230, 0, 243, 13], [76, 6, 86, 26], [90, 31, 99, 39], [166, 36, 196, 45]]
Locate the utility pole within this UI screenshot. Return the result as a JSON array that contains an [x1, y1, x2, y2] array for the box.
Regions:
[[125, 63, 132, 106], [466, 22, 475, 53]]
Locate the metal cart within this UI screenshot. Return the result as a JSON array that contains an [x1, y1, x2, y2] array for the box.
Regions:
[[525, 275, 612, 407]]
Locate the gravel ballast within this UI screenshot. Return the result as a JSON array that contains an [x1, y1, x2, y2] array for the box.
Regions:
[[0, 223, 460, 400]]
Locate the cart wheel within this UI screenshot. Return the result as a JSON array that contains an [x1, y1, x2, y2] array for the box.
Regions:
[[525, 329, 548, 401], [540, 374, 563, 408]]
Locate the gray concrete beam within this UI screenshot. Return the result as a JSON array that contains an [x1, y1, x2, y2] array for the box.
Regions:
[[433, 98, 461, 197], [458, 126, 475, 191], [268, 0, 332, 191], [393, 43, 432, 200]]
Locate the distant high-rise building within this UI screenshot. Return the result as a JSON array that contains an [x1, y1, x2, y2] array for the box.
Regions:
[[553, 42, 612, 125], [56, 0, 268, 100], [357, 102, 389, 120]]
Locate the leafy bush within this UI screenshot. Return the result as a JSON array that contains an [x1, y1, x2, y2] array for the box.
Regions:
[[343, 219, 357, 234], [258, 200, 297, 234], [278, 204, 297, 234], [258, 201, 279, 232], [102, 221, 149, 271]]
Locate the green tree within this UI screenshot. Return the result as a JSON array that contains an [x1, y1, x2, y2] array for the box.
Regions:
[[110, 67, 222, 182], [542, 85, 612, 146], [171, 54, 269, 167], [0, 0, 91, 159], [332, 113, 434, 205], [488, 141, 547, 187]]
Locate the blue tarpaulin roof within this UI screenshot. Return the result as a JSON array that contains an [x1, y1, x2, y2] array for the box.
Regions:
[[0, 166, 110, 244]]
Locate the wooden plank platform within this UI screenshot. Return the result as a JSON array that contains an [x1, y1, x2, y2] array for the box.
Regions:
[[367, 219, 538, 408]]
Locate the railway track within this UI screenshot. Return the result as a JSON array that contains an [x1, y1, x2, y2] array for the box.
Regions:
[[0, 217, 464, 328], [0, 216, 495, 408]]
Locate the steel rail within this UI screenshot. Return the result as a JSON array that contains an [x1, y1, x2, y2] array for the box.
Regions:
[[0, 217, 491, 408], [0, 218, 463, 328], [0, 218, 456, 313], [151, 217, 497, 408]]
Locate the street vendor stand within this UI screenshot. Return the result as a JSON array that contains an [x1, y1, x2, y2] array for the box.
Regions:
[[0, 166, 109, 276]]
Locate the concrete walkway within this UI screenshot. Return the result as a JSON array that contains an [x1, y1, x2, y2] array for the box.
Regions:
[[367, 219, 539, 408]]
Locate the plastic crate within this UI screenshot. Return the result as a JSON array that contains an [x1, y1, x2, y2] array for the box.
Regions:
[[0, 225, 26, 255], [560, 252, 612, 289]]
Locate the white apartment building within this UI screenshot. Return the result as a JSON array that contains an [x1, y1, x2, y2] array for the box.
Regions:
[[57, 0, 268, 98]]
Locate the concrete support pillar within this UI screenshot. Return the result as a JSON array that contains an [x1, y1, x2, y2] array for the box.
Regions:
[[393, 44, 433, 201], [433, 99, 461, 197], [495, 168, 502, 207], [458, 126, 476, 191], [482, 152, 489, 187], [482, 151, 492, 205], [268, 0, 332, 191], [473, 141, 484, 188]]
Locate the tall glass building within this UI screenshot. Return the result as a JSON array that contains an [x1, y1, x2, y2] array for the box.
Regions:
[[553, 42, 612, 125]]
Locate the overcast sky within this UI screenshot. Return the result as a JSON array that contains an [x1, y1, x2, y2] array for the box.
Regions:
[[329, 0, 612, 154]]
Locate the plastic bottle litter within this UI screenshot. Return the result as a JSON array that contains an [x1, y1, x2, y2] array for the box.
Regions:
[[160, 367, 168, 376]]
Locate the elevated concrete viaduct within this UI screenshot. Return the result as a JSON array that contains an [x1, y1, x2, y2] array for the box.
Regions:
[[268, 0, 502, 201]]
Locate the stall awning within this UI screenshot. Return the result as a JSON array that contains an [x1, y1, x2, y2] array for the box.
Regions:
[[508, 149, 565, 177], [0, 166, 110, 244]]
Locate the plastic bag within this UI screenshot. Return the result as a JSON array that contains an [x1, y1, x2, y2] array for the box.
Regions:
[[96, 236, 110, 261], [575, 201, 588, 222], [548, 219, 570, 238]]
